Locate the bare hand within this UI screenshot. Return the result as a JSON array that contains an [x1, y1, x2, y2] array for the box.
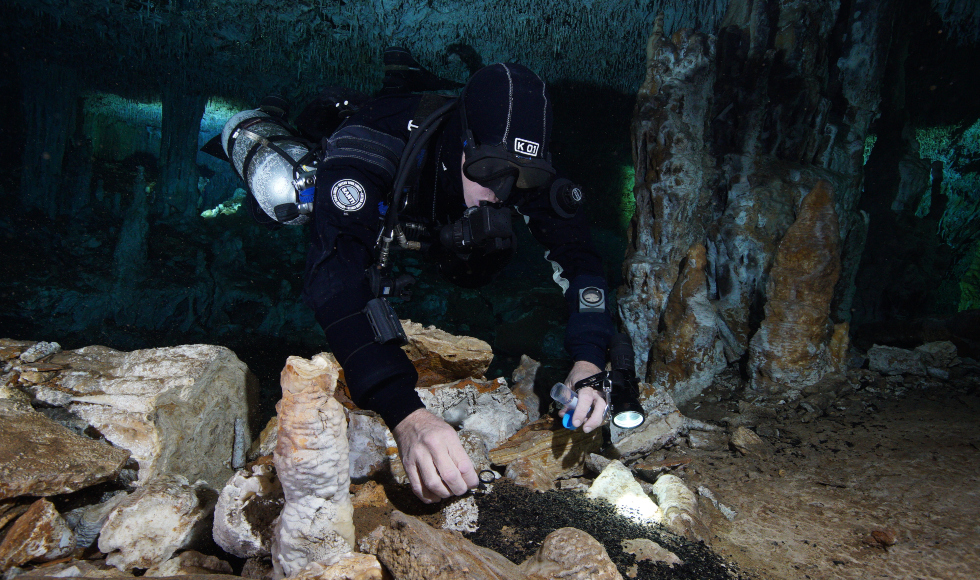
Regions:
[[392, 408, 480, 503], [559, 360, 607, 433]]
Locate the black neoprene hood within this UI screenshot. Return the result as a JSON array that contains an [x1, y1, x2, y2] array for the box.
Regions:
[[462, 63, 553, 158]]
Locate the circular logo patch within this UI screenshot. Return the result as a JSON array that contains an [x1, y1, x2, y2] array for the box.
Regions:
[[330, 179, 367, 212]]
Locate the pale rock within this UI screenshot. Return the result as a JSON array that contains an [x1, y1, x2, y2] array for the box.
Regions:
[[587, 461, 662, 525], [248, 415, 279, 462], [608, 385, 687, 459], [0, 400, 131, 500], [417, 378, 527, 449], [697, 485, 738, 521], [289, 553, 386, 580], [370, 511, 526, 580], [441, 495, 479, 534], [19, 341, 61, 363], [868, 344, 927, 376], [686, 430, 728, 450], [347, 412, 394, 482], [98, 474, 218, 571], [620, 538, 682, 567], [651, 474, 710, 542], [64, 492, 129, 550], [915, 341, 958, 369], [457, 429, 492, 474], [144, 550, 233, 576], [20, 558, 134, 578], [489, 417, 601, 479], [213, 464, 281, 558], [357, 526, 386, 556], [0, 499, 75, 570], [730, 426, 771, 458], [505, 457, 556, 492], [271, 354, 354, 578], [401, 321, 494, 387], [520, 528, 623, 580], [510, 355, 542, 422], [51, 344, 255, 488]]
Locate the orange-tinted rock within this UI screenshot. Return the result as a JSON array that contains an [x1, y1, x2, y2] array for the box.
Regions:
[[371, 511, 526, 580], [647, 243, 729, 405], [0, 499, 74, 570], [0, 401, 130, 500], [401, 322, 493, 388], [488, 417, 601, 478], [504, 457, 556, 492], [748, 180, 847, 394]]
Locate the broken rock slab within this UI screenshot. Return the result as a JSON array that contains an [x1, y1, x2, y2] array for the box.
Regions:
[[489, 416, 602, 480], [730, 426, 773, 458], [609, 383, 715, 460], [868, 341, 958, 378], [44, 344, 256, 488], [0, 498, 75, 571], [401, 321, 494, 388], [98, 474, 218, 571], [370, 511, 526, 580], [0, 400, 130, 500]]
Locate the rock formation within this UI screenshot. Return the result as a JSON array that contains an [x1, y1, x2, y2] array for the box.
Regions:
[[748, 180, 849, 394], [98, 474, 218, 571], [622, 0, 897, 401], [0, 400, 130, 500], [26, 343, 255, 488], [271, 354, 355, 577]]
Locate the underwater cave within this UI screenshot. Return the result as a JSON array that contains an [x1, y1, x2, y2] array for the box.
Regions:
[[0, 0, 979, 579]]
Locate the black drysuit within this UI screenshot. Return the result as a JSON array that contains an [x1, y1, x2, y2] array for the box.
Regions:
[[299, 93, 615, 429]]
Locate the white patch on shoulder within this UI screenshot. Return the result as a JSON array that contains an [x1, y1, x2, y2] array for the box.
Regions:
[[330, 179, 367, 212]]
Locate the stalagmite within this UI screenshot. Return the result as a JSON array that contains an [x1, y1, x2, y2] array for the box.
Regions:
[[271, 354, 355, 578], [651, 474, 709, 543]]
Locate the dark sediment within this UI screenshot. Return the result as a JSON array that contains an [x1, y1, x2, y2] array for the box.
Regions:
[[468, 480, 750, 580]]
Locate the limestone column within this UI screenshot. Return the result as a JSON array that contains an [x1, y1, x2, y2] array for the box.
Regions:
[[159, 80, 206, 217], [19, 61, 79, 219]]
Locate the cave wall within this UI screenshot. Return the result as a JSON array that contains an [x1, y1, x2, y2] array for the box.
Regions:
[[620, 0, 892, 403], [0, 0, 978, 403]]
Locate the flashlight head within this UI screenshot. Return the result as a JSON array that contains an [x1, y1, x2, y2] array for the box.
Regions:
[[607, 371, 646, 430]]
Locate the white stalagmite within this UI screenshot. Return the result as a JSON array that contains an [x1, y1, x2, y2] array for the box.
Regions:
[[271, 354, 355, 578], [651, 474, 710, 543]]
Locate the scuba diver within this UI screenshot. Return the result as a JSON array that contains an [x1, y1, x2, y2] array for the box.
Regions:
[[211, 48, 621, 503]]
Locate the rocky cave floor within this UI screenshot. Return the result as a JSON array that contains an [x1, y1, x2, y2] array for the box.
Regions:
[[360, 364, 980, 580]]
